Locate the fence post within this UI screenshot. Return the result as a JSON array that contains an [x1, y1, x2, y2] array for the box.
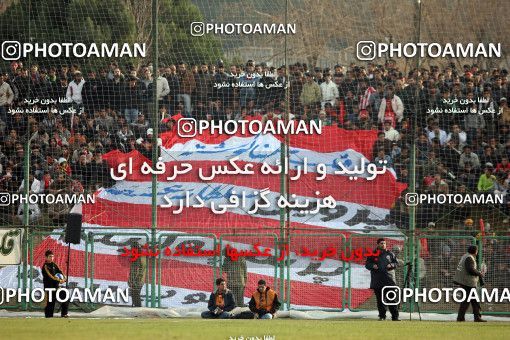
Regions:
[[150, 0, 159, 309]]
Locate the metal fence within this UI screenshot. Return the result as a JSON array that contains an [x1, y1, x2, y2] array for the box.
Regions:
[[0, 0, 509, 317], [2, 226, 508, 315]]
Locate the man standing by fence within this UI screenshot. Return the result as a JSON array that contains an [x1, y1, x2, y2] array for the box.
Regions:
[[365, 238, 400, 321], [222, 249, 247, 307], [453, 245, 487, 322], [128, 242, 146, 307]]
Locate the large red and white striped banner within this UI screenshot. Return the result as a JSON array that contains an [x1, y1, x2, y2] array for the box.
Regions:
[[0, 123, 407, 310]]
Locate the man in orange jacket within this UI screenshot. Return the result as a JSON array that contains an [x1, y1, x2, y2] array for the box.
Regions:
[[248, 279, 281, 319]]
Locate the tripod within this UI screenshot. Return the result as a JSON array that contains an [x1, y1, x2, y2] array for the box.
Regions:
[[57, 242, 89, 314], [402, 261, 422, 321]]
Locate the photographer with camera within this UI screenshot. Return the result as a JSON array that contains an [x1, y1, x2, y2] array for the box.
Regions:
[[365, 238, 400, 321]]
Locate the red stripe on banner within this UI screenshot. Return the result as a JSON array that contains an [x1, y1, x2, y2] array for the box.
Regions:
[[158, 122, 377, 158], [32, 237, 373, 309]]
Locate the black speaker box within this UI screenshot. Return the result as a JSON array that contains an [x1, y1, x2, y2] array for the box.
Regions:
[[65, 213, 82, 244]]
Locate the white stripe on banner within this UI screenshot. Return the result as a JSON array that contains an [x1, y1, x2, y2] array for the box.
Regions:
[[97, 181, 391, 231], [161, 133, 395, 178]]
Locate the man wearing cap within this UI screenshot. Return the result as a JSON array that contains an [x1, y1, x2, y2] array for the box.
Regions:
[[248, 279, 281, 319], [135, 128, 161, 159], [453, 245, 486, 322], [131, 112, 149, 138], [365, 238, 400, 321]]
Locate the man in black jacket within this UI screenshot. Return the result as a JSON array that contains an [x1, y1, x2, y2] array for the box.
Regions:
[[365, 238, 400, 321], [41, 250, 68, 318], [453, 245, 487, 322], [201, 278, 236, 319]]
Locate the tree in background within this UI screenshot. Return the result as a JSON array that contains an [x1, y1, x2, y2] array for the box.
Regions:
[[0, 0, 222, 70]]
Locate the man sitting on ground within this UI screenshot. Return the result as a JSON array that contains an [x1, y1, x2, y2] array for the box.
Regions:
[[248, 279, 281, 319]]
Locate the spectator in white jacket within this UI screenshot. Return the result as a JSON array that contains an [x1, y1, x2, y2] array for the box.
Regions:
[[378, 85, 404, 127], [428, 122, 448, 145], [383, 120, 400, 141], [445, 124, 467, 149], [66, 71, 85, 105], [0, 73, 14, 122], [17, 174, 43, 223], [147, 71, 170, 112], [156, 72, 170, 101], [320, 73, 339, 109]]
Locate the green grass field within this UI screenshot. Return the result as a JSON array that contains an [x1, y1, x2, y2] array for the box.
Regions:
[[1, 319, 509, 340]]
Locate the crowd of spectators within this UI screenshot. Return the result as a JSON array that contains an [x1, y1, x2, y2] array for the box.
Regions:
[[0, 58, 509, 228]]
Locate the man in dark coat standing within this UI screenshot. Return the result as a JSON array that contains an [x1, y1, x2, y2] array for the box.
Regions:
[[365, 238, 400, 321]]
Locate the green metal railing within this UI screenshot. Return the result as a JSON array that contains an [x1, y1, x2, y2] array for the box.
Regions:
[[477, 235, 510, 315], [3, 228, 508, 315], [415, 235, 476, 314], [28, 229, 88, 310], [87, 230, 150, 308], [288, 233, 347, 311], [157, 232, 218, 308]]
